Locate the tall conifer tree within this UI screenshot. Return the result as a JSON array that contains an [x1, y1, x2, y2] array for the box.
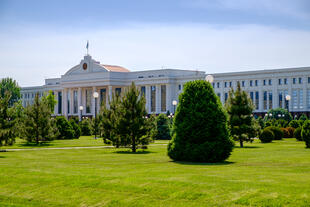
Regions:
[[225, 82, 256, 147]]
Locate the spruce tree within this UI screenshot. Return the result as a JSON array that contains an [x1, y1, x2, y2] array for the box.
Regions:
[[168, 80, 234, 162], [22, 93, 54, 144], [0, 93, 17, 146], [225, 82, 256, 147]]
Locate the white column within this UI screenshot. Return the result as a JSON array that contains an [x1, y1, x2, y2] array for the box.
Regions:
[[288, 80, 292, 112], [259, 88, 263, 112], [156, 84, 161, 114], [273, 78, 277, 109], [92, 86, 96, 116], [70, 88, 74, 115], [145, 85, 150, 114], [303, 76, 307, 111], [108, 86, 113, 102], [78, 88, 82, 120], [220, 80, 224, 104], [54, 91, 58, 115], [166, 83, 171, 113], [63, 88, 68, 118]]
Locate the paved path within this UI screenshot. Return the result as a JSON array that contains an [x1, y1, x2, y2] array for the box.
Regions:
[[1, 144, 167, 152]]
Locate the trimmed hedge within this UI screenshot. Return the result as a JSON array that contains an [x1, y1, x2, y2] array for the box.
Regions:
[[259, 129, 274, 143], [265, 126, 283, 140], [294, 127, 302, 141], [281, 127, 295, 138]]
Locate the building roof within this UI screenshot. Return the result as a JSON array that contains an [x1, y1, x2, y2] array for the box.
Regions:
[[101, 64, 130, 72]]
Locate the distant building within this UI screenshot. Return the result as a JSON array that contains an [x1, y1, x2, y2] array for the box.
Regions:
[[21, 54, 310, 118]]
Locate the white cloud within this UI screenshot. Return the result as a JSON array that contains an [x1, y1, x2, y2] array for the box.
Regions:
[[1, 23, 310, 86]]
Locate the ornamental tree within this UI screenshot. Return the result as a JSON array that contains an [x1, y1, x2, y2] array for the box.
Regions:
[[225, 82, 257, 147], [151, 114, 171, 140], [0, 77, 21, 106], [167, 80, 234, 163]]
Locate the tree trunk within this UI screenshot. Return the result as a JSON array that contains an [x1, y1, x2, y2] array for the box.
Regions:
[[239, 140, 243, 148]]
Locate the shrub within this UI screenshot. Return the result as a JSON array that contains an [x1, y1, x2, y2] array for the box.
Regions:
[[69, 119, 81, 139], [301, 120, 310, 148], [265, 126, 283, 140], [55, 116, 75, 139], [152, 114, 171, 140], [167, 80, 234, 163], [289, 120, 301, 129], [281, 128, 289, 138], [286, 127, 295, 138], [259, 129, 274, 143], [294, 127, 302, 141], [79, 118, 92, 136]]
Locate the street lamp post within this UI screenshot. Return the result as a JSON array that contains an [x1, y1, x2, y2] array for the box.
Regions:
[[79, 106, 84, 121], [172, 100, 177, 115], [285, 95, 291, 113], [93, 91, 99, 139]]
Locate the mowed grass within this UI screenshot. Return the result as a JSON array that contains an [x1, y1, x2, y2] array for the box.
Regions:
[[0, 139, 310, 207], [0, 136, 107, 149]]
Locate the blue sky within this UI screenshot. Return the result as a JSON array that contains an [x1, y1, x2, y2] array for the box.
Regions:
[[1, 0, 310, 86]]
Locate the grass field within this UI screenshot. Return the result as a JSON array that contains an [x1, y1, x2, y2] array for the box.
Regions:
[[0, 138, 309, 206]]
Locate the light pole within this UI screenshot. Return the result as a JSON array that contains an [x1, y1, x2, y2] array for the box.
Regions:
[[285, 95, 291, 113], [172, 100, 177, 115], [79, 106, 84, 121], [93, 91, 99, 139]]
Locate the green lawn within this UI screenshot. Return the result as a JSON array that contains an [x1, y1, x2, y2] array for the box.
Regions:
[[0, 139, 309, 206], [0, 136, 107, 149]]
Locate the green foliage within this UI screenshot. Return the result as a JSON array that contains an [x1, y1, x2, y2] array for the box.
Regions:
[[257, 117, 265, 129], [151, 114, 171, 140], [22, 93, 54, 144], [294, 127, 302, 141], [264, 126, 283, 140], [44, 90, 57, 113], [259, 129, 274, 143], [0, 77, 21, 106], [69, 119, 81, 139], [225, 82, 256, 147], [55, 116, 75, 139], [264, 108, 292, 122], [168, 80, 234, 163], [289, 120, 301, 128], [301, 120, 310, 148], [0, 93, 17, 146], [101, 82, 151, 152], [299, 114, 308, 121], [281, 127, 294, 138], [79, 118, 92, 136]]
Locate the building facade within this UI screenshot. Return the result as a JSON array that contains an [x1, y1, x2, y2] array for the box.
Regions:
[[21, 54, 310, 118]]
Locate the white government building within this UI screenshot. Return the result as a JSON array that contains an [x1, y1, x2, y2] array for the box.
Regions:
[[21, 54, 310, 119]]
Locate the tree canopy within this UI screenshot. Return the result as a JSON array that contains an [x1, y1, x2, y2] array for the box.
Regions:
[[0, 77, 21, 106]]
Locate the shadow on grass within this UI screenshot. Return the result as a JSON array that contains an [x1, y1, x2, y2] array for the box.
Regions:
[[18, 142, 53, 147], [114, 150, 154, 154], [234, 146, 261, 149], [172, 160, 235, 166], [0, 156, 5, 158]]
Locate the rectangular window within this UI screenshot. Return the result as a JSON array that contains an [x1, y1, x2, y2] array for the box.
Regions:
[[115, 88, 121, 96], [217, 93, 221, 99], [224, 82, 227, 88], [178, 84, 181, 90], [67, 90, 70, 114], [73, 90, 78, 114], [151, 86, 156, 112], [307, 90, 310, 109], [229, 82, 232, 87], [100, 89, 106, 106], [255, 91, 259, 110], [255, 80, 258, 86], [299, 89, 303, 109], [250, 92, 254, 103], [264, 91, 267, 110], [250, 80, 253, 87], [225, 93, 228, 102], [242, 81, 245, 87], [86, 89, 92, 113], [292, 90, 298, 109], [278, 79, 282, 85], [293, 78, 296, 84], [279, 91, 283, 108], [299, 77, 302, 84], [269, 91, 272, 109], [212, 83, 215, 88], [58, 91, 62, 114], [284, 78, 287, 85], [141, 86, 146, 97], [263, 80, 266, 86], [269, 79, 272, 85], [161, 85, 166, 112], [217, 82, 220, 88], [308, 77, 310, 84]]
